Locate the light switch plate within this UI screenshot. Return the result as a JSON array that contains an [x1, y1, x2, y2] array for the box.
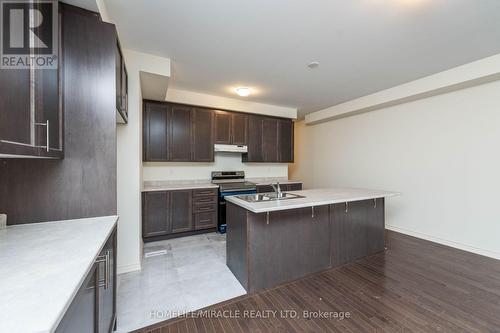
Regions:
[[0, 214, 6, 229]]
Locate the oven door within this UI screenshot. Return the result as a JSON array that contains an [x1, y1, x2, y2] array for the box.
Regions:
[[218, 189, 257, 233]]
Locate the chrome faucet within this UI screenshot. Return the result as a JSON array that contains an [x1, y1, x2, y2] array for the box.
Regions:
[[271, 182, 283, 198]]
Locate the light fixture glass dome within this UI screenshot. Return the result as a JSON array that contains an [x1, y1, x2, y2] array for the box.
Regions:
[[235, 87, 251, 97]]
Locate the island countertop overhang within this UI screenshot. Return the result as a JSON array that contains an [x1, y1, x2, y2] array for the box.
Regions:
[[225, 188, 400, 213]]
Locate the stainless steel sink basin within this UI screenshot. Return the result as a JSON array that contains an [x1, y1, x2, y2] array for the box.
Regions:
[[236, 192, 305, 202]]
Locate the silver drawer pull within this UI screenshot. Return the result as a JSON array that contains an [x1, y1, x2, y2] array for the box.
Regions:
[[199, 219, 211, 223]]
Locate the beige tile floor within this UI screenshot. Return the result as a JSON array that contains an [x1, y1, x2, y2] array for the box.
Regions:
[[115, 233, 246, 332]]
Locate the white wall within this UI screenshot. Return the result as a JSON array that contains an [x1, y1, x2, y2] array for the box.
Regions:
[[117, 49, 171, 274], [291, 79, 500, 260], [143, 153, 288, 181]]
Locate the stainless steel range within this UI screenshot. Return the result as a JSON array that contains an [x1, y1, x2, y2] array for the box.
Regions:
[[211, 171, 256, 233]]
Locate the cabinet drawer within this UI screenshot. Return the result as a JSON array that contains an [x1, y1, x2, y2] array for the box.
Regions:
[[194, 212, 217, 230], [194, 203, 217, 214], [193, 195, 217, 205], [193, 188, 218, 196]]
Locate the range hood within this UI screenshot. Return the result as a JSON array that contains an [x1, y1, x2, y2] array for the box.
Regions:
[[214, 144, 248, 153]]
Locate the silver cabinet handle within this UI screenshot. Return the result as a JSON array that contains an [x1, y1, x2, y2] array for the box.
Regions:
[[35, 120, 49, 152], [106, 250, 110, 290], [96, 250, 111, 290], [311, 206, 315, 218], [266, 212, 270, 225], [345, 202, 349, 213]]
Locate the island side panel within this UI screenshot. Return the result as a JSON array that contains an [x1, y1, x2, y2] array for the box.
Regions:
[[330, 198, 385, 267], [226, 202, 249, 290], [247, 205, 331, 293]]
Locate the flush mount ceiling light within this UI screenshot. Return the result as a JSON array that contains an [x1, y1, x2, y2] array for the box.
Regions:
[[235, 87, 252, 97], [307, 61, 320, 69]]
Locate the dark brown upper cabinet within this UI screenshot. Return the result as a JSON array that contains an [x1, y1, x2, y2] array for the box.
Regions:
[[262, 118, 279, 162], [143, 101, 293, 163], [169, 104, 192, 161], [116, 41, 128, 124], [215, 111, 231, 144], [243, 115, 264, 162], [278, 119, 294, 163], [0, 14, 63, 159], [143, 101, 214, 162], [192, 107, 215, 162], [232, 113, 248, 145], [143, 101, 169, 161], [215, 111, 248, 145], [243, 116, 294, 163]]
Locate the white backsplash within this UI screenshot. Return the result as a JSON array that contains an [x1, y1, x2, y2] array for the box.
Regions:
[[143, 152, 289, 181]]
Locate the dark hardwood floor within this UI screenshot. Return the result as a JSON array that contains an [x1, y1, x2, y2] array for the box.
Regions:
[[132, 231, 500, 333]]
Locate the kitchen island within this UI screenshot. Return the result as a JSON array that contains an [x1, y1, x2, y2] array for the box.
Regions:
[[225, 188, 399, 292]]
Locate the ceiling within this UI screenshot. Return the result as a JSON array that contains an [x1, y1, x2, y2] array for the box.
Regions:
[[102, 0, 500, 116]]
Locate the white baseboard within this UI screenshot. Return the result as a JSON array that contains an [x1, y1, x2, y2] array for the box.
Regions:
[[386, 224, 500, 261], [117, 262, 141, 275]]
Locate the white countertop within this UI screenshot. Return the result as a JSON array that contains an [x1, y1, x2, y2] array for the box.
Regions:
[[245, 177, 302, 186], [0, 216, 118, 333], [142, 180, 219, 191], [142, 178, 302, 192], [225, 188, 400, 213]]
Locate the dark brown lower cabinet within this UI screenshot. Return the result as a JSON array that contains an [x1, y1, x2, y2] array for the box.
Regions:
[[56, 227, 117, 333], [142, 188, 217, 241], [330, 198, 385, 267], [170, 190, 193, 233], [227, 198, 385, 292]]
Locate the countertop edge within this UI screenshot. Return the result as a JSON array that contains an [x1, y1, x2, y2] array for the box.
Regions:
[[49, 215, 119, 333], [225, 191, 400, 213], [141, 184, 219, 192]]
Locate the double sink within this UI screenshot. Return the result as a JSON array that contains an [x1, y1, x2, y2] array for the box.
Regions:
[[236, 192, 305, 202]]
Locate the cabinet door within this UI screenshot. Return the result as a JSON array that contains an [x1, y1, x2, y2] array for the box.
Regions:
[[214, 111, 231, 144], [55, 264, 98, 333], [262, 118, 279, 162], [0, 69, 35, 156], [231, 113, 248, 145], [278, 119, 294, 163], [192, 108, 214, 162], [248, 206, 331, 291], [98, 228, 117, 333], [142, 191, 169, 237], [169, 104, 192, 161], [243, 115, 263, 162], [170, 190, 193, 233], [330, 199, 384, 267], [35, 67, 63, 157], [143, 101, 168, 161]]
